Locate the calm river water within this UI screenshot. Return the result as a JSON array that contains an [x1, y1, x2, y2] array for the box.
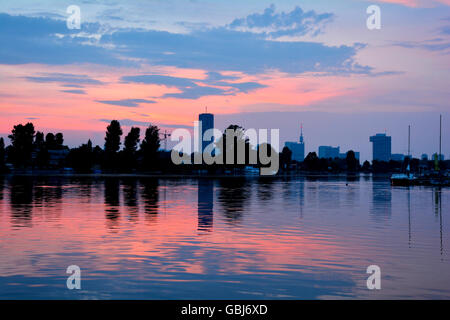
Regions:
[[0, 175, 448, 299]]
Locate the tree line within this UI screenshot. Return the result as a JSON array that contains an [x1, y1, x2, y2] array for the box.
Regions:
[[0, 121, 446, 174], [0, 121, 162, 173]]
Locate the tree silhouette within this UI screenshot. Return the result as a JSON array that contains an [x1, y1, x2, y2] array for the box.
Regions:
[[140, 125, 160, 169], [303, 152, 320, 171], [104, 120, 123, 153], [362, 160, 371, 172], [124, 127, 140, 154], [35, 132, 44, 147], [55, 133, 64, 147], [280, 146, 292, 170], [0, 138, 6, 171], [66, 140, 94, 173], [346, 150, 358, 172], [45, 133, 56, 149], [123, 127, 140, 171], [104, 120, 123, 170], [8, 123, 35, 168], [33, 131, 48, 168], [216, 125, 253, 168]]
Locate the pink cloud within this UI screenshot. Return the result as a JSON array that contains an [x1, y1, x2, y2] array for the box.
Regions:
[[373, 0, 450, 7]]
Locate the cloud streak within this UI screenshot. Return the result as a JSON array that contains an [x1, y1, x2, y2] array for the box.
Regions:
[[96, 99, 157, 107]]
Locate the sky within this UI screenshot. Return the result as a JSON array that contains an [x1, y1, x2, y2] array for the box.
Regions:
[[0, 0, 449, 161]]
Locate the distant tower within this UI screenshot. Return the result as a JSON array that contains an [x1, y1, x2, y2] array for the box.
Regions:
[[370, 133, 392, 162], [299, 124, 305, 160], [299, 124, 304, 143], [199, 111, 214, 153], [285, 124, 305, 162]]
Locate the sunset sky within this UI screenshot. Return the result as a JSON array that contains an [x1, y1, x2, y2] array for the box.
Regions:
[[0, 0, 449, 161]]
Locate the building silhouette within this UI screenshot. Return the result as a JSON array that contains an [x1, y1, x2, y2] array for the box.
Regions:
[[318, 146, 340, 159], [370, 133, 392, 162], [199, 112, 214, 153], [285, 125, 305, 162]]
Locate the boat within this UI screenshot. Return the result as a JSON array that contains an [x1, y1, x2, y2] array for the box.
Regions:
[[391, 173, 416, 186]]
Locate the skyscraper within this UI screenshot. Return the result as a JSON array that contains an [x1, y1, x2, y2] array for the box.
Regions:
[[199, 112, 214, 153], [285, 125, 305, 162], [318, 146, 340, 159], [370, 133, 392, 161]]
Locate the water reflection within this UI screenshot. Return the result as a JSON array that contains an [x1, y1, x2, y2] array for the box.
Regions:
[[0, 177, 449, 299], [123, 178, 139, 221], [217, 178, 250, 225], [9, 177, 34, 228], [141, 179, 159, 223], [433, 188, 444, 256], [34, 178, 63, 206], [104, 178, 120, 230], [407, 188, 412, 247], [198, 179, 214, 232], [0, 176, 5, 201], [256, 177, 274, 202], [370, 181, 392, 222]]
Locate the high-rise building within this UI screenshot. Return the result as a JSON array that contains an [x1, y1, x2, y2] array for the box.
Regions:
[[199, 112, 214, 153], [318, 146, 340, 159], [370, 133, 391, 161], [284, 125, 305, 162]]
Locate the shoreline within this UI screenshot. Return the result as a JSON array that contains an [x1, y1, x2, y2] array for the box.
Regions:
[[0, 171, 389, 179]]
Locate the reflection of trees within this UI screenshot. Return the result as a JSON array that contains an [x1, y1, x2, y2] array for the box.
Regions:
[[0, 176, 4, 201], [256, 177, 274, 202], [34, 177, 63, 206], [104, 178, 120, 229], [217, 178, 250, 224], [198, 179, 214, 232], [123, 178, 139, 221], [141, 179, 159, 222], [77, 178, 93, 200], [9, 177, 33, 228]]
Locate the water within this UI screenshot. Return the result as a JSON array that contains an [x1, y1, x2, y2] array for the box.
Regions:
[[0, 175, 448, 299]]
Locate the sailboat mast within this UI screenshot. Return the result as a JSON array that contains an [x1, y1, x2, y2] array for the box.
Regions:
[[408, 125, 410, 157], [439, 114, 442, 161]]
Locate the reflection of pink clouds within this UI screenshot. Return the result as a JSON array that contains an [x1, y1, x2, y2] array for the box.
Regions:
[[0, 191, 358, 278]]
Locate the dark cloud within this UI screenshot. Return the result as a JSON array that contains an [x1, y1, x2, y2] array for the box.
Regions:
[[0, 13, 127, 66], [25, 73, 104, 85], [228, 4, 334, 38], [162, 86, 228, 99], [121, 75, 195, 87], [440, 25, 450, 35], [392, 39, 450, 52], [61, 89, 86, 94], [121, 73, 266, 99], [1, 10, 369, 77], [106, 27, 361, 75], [96, 99, 157, 107], [99, 118, 192, 129]]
